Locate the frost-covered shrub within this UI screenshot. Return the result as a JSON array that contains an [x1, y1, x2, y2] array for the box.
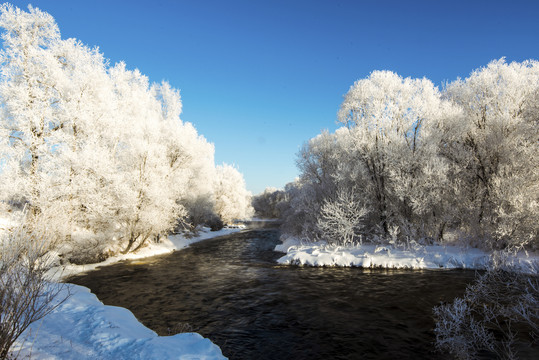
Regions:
[[433, 268, 539, 360], [0, 215, 66, 359], [182, 194, 217, 229], [317, 187, 367, 246], [61, 229, 116, 265], [204, 214, 224, 232], [182, 194, 224, 232]]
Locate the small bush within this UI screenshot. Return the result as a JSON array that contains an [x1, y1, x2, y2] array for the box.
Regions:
[[205, 214, 224, 231], [0, 216, 67, 359], [433, 268, 539, 360]]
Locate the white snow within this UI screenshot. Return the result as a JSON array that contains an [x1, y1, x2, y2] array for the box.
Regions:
[[275, 236, 539, 273], [11, 284, 226, 360]]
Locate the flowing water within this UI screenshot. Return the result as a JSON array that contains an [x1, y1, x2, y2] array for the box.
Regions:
[[68, 224, 479, 359]]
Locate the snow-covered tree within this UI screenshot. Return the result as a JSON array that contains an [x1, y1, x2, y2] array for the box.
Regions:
[[286, 61, 537, 251], [214, 164, 253, 224], [338, 70, 458, 241], [443, 59, 539, 250], [0, 4, 253, 261], [252, 187, 289, 219]]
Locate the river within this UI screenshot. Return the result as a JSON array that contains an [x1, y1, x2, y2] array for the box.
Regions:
[[67, 224, 478, 359]]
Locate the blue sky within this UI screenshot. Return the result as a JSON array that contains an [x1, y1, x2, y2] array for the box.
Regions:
[[5, 0, 539, 194]]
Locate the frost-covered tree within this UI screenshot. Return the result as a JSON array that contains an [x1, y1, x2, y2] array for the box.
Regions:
[[0, 5, 122, 254], [291, 130, 344, 239], [337, 70, 458, 241], [0, 4, 253, 261], [252, 187, 289, 219], [214, 164, 253, 224], [0, 4, 63, 220], [279, 180, 316, 239], [160, 111, 218, 230], [105, 63, 186, 254], [46, 37, 122, 256], [285, 61, 537, 251], [443, 59, 539, 250]]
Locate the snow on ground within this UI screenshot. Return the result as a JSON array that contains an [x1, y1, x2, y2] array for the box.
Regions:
[[11, 284, 226, 360], [55, 226, 243, 280], [275, 236, 539, 273]]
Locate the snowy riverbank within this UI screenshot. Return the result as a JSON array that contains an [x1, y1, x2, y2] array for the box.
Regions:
[[11, 284, 226, 360], [10, 226, 243, 360], [275, 236, 539, 273], [54, 226, 244, 280]]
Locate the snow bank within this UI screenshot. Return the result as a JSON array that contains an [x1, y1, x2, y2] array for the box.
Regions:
[[11, 284, 226, 360], [275, 237, 539, 273], [56, 226, 243, 280]]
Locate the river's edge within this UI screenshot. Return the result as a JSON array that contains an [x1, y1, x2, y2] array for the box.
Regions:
[[275, 236, 539, 273], [52, 226, 245, 281], [11, 283, 227, 359], [11, 227, 245, 360]]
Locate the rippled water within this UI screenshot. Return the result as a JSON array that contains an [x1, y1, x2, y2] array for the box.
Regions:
[[68, 225, 478, 359]]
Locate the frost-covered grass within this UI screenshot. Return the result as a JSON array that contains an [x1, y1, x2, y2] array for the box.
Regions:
[[10, 284, 226, 360], [275, 236, 539, 273]]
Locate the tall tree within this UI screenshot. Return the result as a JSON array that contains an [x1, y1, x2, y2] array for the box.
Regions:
[[337, 70, 456, 241], [0, 4, 63, 219], [214, 164, 253, 224], [444, 59, 539, 249]]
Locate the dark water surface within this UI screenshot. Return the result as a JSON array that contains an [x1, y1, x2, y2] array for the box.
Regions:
[[68, 225, 478, 360]]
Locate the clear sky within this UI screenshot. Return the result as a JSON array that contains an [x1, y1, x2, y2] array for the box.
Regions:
[[5, 0, 539, 194]]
